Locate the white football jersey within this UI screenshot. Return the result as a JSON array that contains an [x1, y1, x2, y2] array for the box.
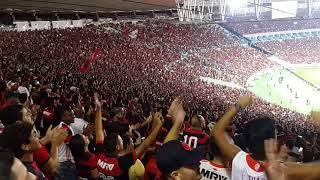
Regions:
[[232, 151, 268, 180], [200, 160, 231, 180]]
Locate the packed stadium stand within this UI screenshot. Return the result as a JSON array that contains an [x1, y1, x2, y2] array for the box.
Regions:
[[1, 0, 320, 179]]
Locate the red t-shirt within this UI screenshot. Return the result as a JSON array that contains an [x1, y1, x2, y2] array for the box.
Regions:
[[182, 128, 209, 148], [95, 142, 137, 180], [144, 158, 162, 180], [33, 145, 50, 168], [42, 108, 55, 122]]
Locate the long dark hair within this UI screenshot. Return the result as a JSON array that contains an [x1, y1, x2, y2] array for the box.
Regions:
[[0, 104, 24, 126], [245, 116, 276, 161], [69, 134, 86, 161], [0, 121, 34, 158]]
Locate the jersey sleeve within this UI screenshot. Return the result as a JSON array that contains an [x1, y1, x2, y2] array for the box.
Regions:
[[118, 150, 137, 172], [232, 151, 244, 166], [33, 145, 50, 168], [231, 151, 246, 179]]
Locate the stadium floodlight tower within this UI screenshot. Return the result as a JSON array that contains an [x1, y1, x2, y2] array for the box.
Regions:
[[175, 0, 227, 22]]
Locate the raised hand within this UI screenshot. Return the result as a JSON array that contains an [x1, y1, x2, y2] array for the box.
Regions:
[[168, 96, 183, 117], [94, 93, 102, 110], [153, 112, 164, 125], [238, 95, 253, 108], [310, 111, 320, 125], [83, 124, 95, 136]]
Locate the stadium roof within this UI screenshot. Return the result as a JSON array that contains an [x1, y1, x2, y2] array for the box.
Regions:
[[0, 0, 176, 13]]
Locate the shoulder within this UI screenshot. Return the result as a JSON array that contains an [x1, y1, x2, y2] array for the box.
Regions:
[[119, 150, 137, 162], [232, 151, 247, 167], [78, 152, 97, 169], [33, 145, 50, 167], [118, 150, 137, 170], [183, 128, 192, 132], [203, 133, 209, 139]]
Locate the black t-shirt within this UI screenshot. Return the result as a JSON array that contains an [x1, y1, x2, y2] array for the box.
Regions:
[[95, 142, 136, 180]]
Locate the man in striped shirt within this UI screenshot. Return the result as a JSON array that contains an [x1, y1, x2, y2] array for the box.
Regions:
[[183, 115, 209, 149]]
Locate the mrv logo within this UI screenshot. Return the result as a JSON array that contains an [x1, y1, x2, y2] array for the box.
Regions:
[[201, 168, 228, 180]]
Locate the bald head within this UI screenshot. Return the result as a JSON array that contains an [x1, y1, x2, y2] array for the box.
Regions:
[[191, 115, 205, 129]]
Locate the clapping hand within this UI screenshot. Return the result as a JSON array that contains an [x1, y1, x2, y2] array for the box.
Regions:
[[168, 97, 185, 123], [51, 128, 68, 146]]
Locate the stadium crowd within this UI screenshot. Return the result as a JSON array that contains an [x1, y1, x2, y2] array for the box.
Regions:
[[257, 37, 320, 64], [226, 19, 320, 64], [224, 18, 320, 35], [0, 21, 320, 180]]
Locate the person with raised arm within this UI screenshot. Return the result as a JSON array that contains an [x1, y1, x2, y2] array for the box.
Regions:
[[94, 93, 163, 180], [156, 97, 204, 180], [182, 115, 209, 148], [212, 96, 278, 180], [200, 138, 231, 180], [163, 97, 186, 143]]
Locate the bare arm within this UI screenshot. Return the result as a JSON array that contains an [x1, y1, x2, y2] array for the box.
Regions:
[[138, 113, 153, 129], [135, 112, 163, 157], [164, 97, 185, 143], [94, 93, 104, 143], [212, 96, 252, 162], [285, 163, 320, 180], [44, 128, 68, 173]]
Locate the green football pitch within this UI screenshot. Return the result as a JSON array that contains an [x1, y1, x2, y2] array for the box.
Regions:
[[247, 67, 320, 114], [294, 68, 320, 86]]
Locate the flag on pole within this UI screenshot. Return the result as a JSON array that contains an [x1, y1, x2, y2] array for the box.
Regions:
[[80, 48, 102, 73]]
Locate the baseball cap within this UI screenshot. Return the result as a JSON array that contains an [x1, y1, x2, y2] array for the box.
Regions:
[[156, 140, 205, 174]]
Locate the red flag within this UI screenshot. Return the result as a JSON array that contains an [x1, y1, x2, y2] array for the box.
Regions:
[[122, 26, 129, 37], [80, 48, 102, 73]]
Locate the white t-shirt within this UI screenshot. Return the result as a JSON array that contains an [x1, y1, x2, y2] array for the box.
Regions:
[[200, 160, 231, 180], [70, 118, 88, 135], [232, 151, 268, 180], [57, 122, 75, 163]]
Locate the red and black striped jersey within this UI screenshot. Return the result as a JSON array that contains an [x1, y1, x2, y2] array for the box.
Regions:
[[182, 128, 209, 148]]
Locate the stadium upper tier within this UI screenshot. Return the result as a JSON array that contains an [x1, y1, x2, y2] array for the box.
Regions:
[[224, 19, 320, 35], [256, 38, 320, 64]]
